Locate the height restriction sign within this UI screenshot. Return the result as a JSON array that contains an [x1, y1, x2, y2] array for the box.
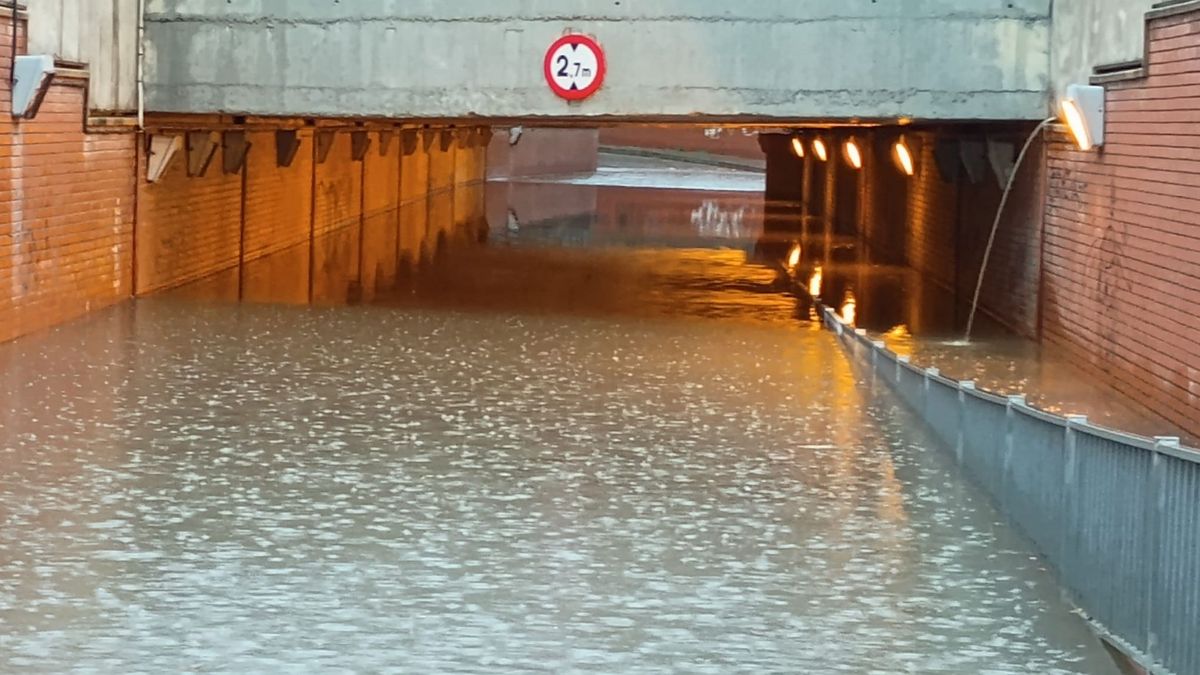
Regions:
[[543, 34, 606, 101]]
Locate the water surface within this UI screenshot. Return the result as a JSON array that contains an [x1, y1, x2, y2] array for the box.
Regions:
[[0, 162, 1118, 673]]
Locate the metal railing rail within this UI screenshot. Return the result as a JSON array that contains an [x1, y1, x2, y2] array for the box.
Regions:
[[823, 308, 1200, 675]]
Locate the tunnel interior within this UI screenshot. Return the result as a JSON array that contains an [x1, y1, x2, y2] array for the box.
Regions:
[[137, 118, 1046, 350], [0, 119, 1132, 674]]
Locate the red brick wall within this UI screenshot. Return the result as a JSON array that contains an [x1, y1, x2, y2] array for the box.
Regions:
[[427, 131, 457, 256], [1043, 7, 1200, 434], [135, 124, 484, 305], [1, 14, 136, 344], [310, 132, 363, 303], [906, 133, 959, 293], [242, 129, 313, 304], [399, 133, 431, 265], [362, 132, 401, 300], [136, 135, 242, 294], [901, 129, 1044, 336]]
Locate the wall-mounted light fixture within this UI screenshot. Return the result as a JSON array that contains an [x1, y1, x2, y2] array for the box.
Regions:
[[11, 55, 55, 119], [812, 138, 828, 162], [843, 139, 863, 170], [1061, 84, 1105, 150], [893, 138, 915, 176], [791, 136, 805, 158]]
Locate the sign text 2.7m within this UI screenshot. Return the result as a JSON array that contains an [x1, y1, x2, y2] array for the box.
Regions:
[[543, 34, 606, 102]]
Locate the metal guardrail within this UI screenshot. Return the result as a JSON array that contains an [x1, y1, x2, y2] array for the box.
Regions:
[[823, 308, 1200, 675]]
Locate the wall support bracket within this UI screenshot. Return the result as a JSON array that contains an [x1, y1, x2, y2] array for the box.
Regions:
[[146, 134, 182, 183]]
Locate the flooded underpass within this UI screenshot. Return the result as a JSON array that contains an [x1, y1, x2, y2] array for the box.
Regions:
[[0, 157, 1122, 673]]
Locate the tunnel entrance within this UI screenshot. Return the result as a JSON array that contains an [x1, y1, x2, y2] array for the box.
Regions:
[[0, 123, 1123, 672]]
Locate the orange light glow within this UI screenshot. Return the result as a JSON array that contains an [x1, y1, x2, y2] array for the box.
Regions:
[[844, 140, 863, 170], [791, 137, 805, 158], [787, 244, 802, 270], [808, 266, 823, 298], [1061, 99, 1093, 151], [812, 139, 828, 162], [840, 291, 857, 326], [893, 140, 914, 176]]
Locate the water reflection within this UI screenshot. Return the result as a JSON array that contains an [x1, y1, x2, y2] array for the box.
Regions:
[[794, 234, 1193, 442], [0, 161, 1119, 673]]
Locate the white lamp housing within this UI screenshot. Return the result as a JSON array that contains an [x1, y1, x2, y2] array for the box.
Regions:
[[11, 55, 56, 119], [1061, 84, 1105, 150]]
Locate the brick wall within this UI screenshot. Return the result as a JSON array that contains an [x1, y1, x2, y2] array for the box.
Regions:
[[362, 132, 401, 300], [311, 131, 363, 304], [905, 132, 960, 294], [136, 134, 243, 294], [427, 130, 457, 257], [1, 12, 481, 345], [1, 12, 136, 344], [453, 132, 488, 244], [1042, 6, 1200, 434], [242, 129, 313, 304], [399, 132, 431, 266], [901, 128, 1044, 336], [134, 123, 485, 306]]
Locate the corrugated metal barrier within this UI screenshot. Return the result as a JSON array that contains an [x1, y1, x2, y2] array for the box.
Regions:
[[823, 308, 1200, 675]]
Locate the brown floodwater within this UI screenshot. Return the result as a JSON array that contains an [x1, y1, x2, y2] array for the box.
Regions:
[[0, 160, 1122, 673]]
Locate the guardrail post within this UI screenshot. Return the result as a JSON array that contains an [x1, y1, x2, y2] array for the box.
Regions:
[[1003, 395, 1025, 512], [956, 381, 975, 464], [1061, 415, 1087, 579], [923, 367, 938, 417], [871, 340, 885, 388], [1145, 437, 1177, 662]]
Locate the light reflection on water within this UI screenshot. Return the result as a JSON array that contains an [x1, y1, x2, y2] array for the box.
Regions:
[[820, 257, 1192, 442], [0, 169, 1119, 673]]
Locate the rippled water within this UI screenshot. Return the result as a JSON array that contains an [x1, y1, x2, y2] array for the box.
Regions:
[[0, 166, 1118, 673]]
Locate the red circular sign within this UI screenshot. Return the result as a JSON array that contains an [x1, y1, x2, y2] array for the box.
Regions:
[[543, 34, 607, 101]]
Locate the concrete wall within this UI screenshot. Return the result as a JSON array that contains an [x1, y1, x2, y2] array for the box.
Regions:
[[143, 0, 1052, 121], [1050, 0, 1158, 99], [487, 128, 598, 179], [600, 127, 763, 162], [25, 0, 138, 112], [1, 10, 137, 343], [1042, 4, 1200, 437]]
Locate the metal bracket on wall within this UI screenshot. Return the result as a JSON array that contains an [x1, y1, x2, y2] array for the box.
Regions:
[[11, 54, 55, 119], [222, 131, 249, 174], [932, 140, 961, 184], [399, 129, 419, 156], [377, 130, 394, 156], [275, 130, 301, 168], [350, 130, 371, 161], [186, 131, 219, 177], [958, 140, 988, 185], [315, 130, 336, 164], [146, 135, 182, 183], [986, 139, 1016, 190]]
